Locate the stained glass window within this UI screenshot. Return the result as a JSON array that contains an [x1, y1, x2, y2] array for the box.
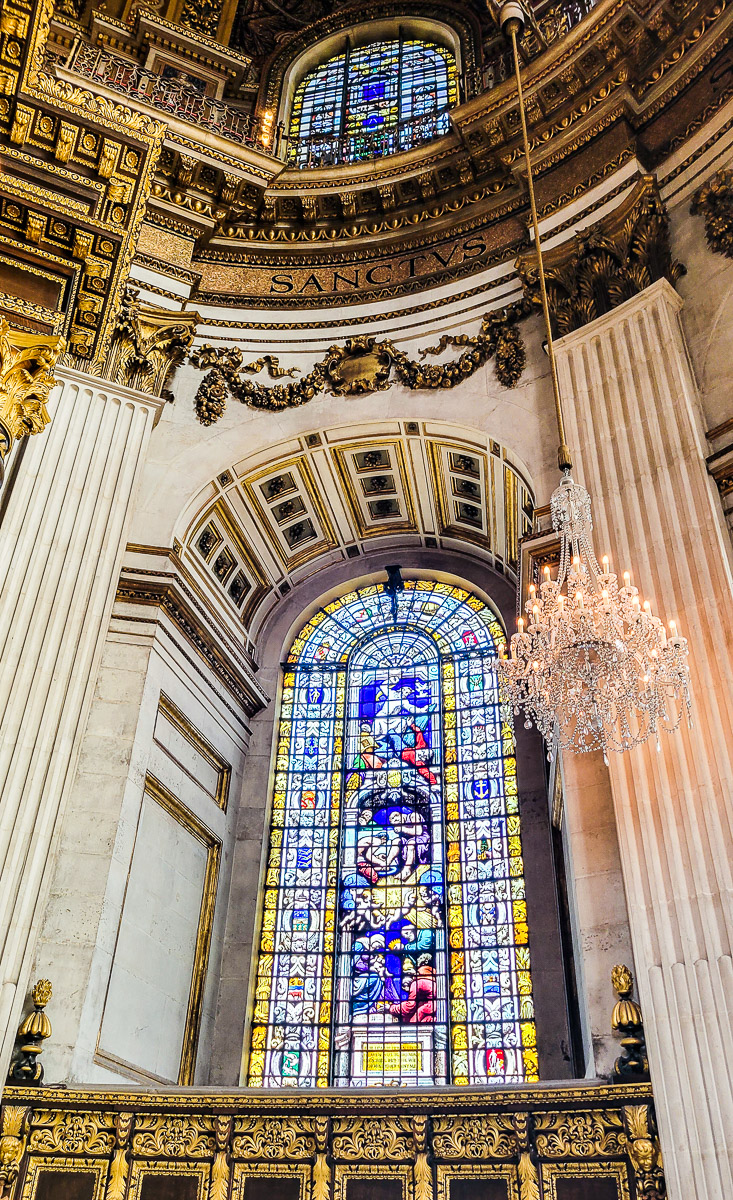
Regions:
[[247, 581, 537, 1089], [288, 39, 458, 167]]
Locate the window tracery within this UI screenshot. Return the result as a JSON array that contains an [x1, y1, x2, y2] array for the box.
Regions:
[[288, 38, 458, 167], [248, 580, 537, 1088]]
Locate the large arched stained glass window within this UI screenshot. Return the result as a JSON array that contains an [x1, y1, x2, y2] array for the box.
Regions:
[[248, 581, 537, 1088], [288, 39, 458, 167]]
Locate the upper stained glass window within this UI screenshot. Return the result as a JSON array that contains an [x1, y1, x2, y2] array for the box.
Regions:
[[247, 580, 537, 1089], [287, 38, 458, 167]]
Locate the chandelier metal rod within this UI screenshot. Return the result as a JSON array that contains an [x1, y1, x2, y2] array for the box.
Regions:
[[504, 7, 573, 474]]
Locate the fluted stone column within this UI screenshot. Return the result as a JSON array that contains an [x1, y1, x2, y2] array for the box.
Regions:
[[0, 366, 164, 1078], [555, 278, 733, 1200]]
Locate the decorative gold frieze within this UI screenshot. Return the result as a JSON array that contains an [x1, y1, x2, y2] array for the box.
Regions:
[[103, 286, 198, 399], [29, 1111, 116, 1156], [331, 1117, 413, 1162], [0, 319, 64, 469], [190, 305, 527, 424], [430, 1115, 516, 1160], [517, 177, 685, 336], [691, 168, 733, 259], [231, 1118, 315, 1160], [533, 1110, 627, 1158], [131, 1116, 215, 1158]]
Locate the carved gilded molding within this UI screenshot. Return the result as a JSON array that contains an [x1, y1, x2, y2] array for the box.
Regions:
[[0, 318, 64, 470], [517, 177, 685, 336], [0, 1091, 667, 1200], [190, 307, 527, 424], [691, 167, 733, 259]]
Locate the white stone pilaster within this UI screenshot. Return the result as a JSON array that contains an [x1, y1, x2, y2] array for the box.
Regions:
[[555, 278, 733, 1200], [0, 367, 164, 1079]]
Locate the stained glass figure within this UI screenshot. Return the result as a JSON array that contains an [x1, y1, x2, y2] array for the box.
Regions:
[[247, 581, 537, 1089], [288, 39, 458, 167]]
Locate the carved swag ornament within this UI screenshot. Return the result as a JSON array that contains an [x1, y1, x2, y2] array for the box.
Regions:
[[517, 177, 684, 337], [190, 306, 528, 425]]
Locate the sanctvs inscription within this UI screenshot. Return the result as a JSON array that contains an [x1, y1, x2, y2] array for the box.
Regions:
[[263, 233, 493, 297]]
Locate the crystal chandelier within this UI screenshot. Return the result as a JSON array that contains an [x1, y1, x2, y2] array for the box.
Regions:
[[495, 1, 691, 761]]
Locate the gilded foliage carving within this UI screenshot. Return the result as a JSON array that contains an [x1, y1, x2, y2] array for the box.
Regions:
[[189, 305, 527, 425], [517, 178, 684, 337], [29, 1111, 115, 1156], [132, 1116, 215, 1158], [0, 319, 64, 462], [105, 1113, 132, 1200], [232, 1117, 315, 1160], [331, 1117, 413, 1161], [623, 1106, 665, 1200], [533, 1110, 627, 1158], [691, 168, 733, 259], [209, 1116, 231, 1200], [103, 286, 198, 400], [0, 1107, 29, 1198], [431, 1115, 516, 1160]]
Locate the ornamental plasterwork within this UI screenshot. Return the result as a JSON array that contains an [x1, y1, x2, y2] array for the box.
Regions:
[[330, 1117, 413, 1161], [0, 318, 64, 464], [131, 1115, 216, 1158], [28, 1111, 115, 1156], [691, 168, 733, 259]]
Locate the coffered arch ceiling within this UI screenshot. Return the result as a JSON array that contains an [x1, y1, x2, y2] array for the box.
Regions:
[[176, 420, 534, 647]]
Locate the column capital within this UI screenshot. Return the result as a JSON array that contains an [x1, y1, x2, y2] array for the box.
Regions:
[[517, 176, 685, 338], [102, 285, 199, 402], [0, 318, 65, 468]]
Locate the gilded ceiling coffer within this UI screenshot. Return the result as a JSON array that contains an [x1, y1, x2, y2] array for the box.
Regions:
[[0, 320, 65, 485]]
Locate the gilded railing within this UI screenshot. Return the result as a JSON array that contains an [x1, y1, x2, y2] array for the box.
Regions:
[[0, 1083, 664, 1200]]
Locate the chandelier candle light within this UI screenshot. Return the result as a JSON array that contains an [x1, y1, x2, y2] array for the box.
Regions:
[[495, 0, 691, 762]]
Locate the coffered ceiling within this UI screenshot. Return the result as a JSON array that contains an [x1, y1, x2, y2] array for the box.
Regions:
[[179, 420, 534, 640]]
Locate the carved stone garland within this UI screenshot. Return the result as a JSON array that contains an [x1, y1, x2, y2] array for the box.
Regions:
[[190, 303, 528, 425], [691, 167, 733, 259]]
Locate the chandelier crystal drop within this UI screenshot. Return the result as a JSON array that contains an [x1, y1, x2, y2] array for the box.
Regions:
[[497, 473, 692, 763]]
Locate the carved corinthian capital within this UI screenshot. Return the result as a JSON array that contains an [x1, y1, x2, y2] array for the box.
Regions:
[[0, 318, 65, 472], [691, 168, 733, 259], [103, 286, 198, 400], [517, 176, 684, 337]]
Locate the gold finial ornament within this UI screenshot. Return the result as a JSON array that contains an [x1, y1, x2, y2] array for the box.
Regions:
[[0, 320, 65, 484], [611, 965, 649, 1081], [7, 979, 53, 1085]]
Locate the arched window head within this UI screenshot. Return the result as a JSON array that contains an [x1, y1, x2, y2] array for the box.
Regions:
[[247, 580, 538, 1089], [288, 38, 458, 167]]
